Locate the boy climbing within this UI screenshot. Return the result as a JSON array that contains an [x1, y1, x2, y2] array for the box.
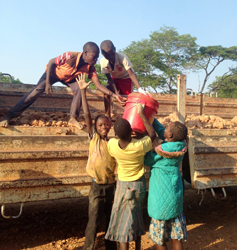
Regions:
[[0, 42, 125, 129]]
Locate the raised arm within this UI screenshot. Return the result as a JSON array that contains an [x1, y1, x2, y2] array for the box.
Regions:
[[76, 74, 93, 135], [137, 103, 156, 142]]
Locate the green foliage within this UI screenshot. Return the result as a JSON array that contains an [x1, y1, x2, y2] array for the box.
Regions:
[[0, 72, 23, 84], [121, 26, 198, 93], [208, 67, 237, 98], [121, 39, 166, 93], [195, 46, 237, 93], [87, 64, 107, 89]]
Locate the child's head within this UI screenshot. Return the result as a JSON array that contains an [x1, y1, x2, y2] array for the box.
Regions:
[[114, 118, 132, 141], [100, 40, 116, 63], [164, 121, 187, 142], [83, 42, 100, 66], [94, 115, 111, 139]]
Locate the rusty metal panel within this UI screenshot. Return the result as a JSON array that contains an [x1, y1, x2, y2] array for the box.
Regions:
[[2, 82, 237, 119], [0, 127, 93, 204], [0, 184, 92, 204], [0, 83, 105, 113], [0, 135, 89, 151], [203, 96, 237, 119], [188, 129, 237, 189]]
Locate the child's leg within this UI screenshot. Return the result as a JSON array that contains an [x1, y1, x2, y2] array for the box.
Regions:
[[155, 243, 167, 250], [172, 239, 182, 250], [104, 183, 117, 250], [135, 236, 141, 250], [83, 182, 104, 250], [104, 94, 111, 118], [103, 84, 114, 120], [119, 242, 129, 250]]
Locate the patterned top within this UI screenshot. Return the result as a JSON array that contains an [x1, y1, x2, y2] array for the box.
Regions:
[[46, 52, 97, 83], [145, 119, 187, 220]]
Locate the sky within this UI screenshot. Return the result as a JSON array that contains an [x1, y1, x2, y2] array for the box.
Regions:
[[1, 0, 237, 93]]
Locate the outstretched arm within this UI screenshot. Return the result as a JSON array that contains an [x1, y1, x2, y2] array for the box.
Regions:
[[152, 119, 165, 140], [76, 74, 93, 135], [127, 68, 150, 96], [137, 103, 156, 142], [127, 68, 140, 89], [91, 75, 126, 105]]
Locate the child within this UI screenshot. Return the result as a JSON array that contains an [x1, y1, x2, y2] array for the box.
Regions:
[[105, 105, 156, 250], [76, 74, 117, 250], [0, 42, 125, 129], [100, 40, 149, 120], [144, 120, 188, 250]]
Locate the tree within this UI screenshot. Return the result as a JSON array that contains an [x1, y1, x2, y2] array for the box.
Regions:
[[0, 72, 23, 84], [86, 64, 107, 89], [121, 39, 166, 93], [195, 46, 237, 93], [149, 26, 198, 93], [207, 67, 237, 98], [121, 26, 198, 93]]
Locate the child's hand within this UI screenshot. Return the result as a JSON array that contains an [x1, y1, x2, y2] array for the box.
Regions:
[[76, 74, 92, 90], [136, 103, 145, 114], [115, 94, 127, 106], [131, 131, 145, 139]]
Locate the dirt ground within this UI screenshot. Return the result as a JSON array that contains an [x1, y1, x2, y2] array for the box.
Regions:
[[1, 186, 237, 250]]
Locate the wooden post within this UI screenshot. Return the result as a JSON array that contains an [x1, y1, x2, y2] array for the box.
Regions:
[[200, 94, 203, 115], [177, 74, 186, 124]]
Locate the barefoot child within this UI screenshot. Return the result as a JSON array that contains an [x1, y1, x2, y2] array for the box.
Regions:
[[105, 105, 156, 250], [76, 74, 117, 250], [144, 120, 188, 250]]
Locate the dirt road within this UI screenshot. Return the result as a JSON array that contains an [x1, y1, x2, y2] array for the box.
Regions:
[[1, 187, 237, 250]]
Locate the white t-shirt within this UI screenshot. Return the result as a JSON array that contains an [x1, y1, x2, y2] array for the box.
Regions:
[[100, 52, 134, 79]]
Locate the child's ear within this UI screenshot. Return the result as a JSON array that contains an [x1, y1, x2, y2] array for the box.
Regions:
[[168, 132, 173, 139]]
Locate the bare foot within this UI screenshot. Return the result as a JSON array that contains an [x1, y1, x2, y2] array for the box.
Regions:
[[0, 115, 11, 128], [68, 117, 83, 130]]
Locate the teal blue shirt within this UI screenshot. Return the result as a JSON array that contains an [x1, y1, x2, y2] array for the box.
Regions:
[[144, 119, 185, 220]]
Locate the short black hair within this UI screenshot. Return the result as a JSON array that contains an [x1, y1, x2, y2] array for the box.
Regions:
[[170, 121, 187, 141], [83, 42, 99, 53], [100, 40, 115, 51], [114, 118, 132, 140], [94, 114, 110, 132]]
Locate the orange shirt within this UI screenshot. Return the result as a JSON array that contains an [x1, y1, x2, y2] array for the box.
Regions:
[[46, 52, 97, 83]]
